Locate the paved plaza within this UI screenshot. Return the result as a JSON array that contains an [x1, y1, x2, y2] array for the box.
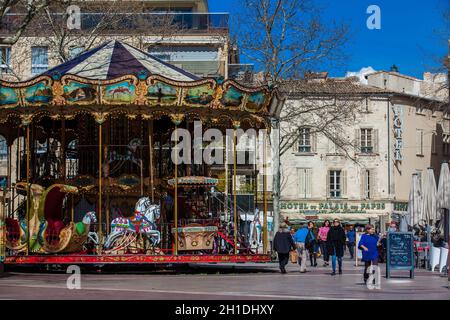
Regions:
[[0, 258, 448, 300]]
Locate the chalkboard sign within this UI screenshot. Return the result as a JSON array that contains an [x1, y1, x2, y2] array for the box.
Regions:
[[386, 232, 414, 278]]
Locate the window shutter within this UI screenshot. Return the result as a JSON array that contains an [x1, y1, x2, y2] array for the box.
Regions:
[[342, 170, 347, 197], [298, 168, 305, 198], [370, 169, 377, 198], [360, 169, 366, 199], [305, 168, 312, 198], [326, 170, 330, 198], [312, 133, 317, 153], [416, 130, 422, 155], [293, 136, 298, 153], [373, 129, 379, 153], [355, 129, 361, 153], [432, 132, 437, 154]]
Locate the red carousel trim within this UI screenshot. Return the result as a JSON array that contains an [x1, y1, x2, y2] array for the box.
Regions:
[[5, 254, 271, 264]]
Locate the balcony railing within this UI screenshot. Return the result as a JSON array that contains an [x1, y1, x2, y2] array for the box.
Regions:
[[0, 12, 229, 36]]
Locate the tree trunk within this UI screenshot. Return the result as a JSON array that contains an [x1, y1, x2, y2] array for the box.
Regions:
[[271, 118, 281, 242]]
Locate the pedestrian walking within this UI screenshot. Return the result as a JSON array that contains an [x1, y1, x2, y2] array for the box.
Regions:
[[326, 218, 346, 276], [306, 221, 318, 267], [318, 220, 331, 266], [346, 225, 356, 259], [293, 224, 309, 273], [358, 224, 380, 284], [273, 222, 296, 274]]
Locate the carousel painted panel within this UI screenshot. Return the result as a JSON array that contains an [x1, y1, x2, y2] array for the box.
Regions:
[[172, 224, 218, 251], [146, 81, 179, 106], [0, 86, 19, 108], [103, 81, 136, 104], [220, 85, 245, 109], [245, 91, 269, 113], [23, 81, 53, 105], [63, 81, 97, 104], [183, 84, 215, 107]]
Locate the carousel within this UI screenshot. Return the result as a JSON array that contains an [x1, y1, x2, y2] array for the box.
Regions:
[[0, 40, 283, 265]]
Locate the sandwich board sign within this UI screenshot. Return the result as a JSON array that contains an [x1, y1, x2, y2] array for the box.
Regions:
[[386, 232, 414, 279]]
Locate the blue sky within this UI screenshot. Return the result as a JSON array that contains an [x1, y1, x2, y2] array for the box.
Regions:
[[209, 0, 449, 79]]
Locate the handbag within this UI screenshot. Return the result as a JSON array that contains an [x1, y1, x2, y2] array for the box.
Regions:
[[290, 250, 298, 263]]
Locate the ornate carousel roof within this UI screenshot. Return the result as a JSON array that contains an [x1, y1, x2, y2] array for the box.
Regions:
[[41, 40, 200, 82], [0, 41, 284, 125]]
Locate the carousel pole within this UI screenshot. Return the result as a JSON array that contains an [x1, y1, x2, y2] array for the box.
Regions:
[[148, 119, 155, 203], [61, 118, 66, 181], [98, 119, 103, 251], [263, 130, 268, 254], [7, 141, 11, 218], [71, 194, 74, 223], [233, 125, 238, 255], [224, 134, 229, 223], [25, 123, 30, 255], [171, 115, 183, 256], [174, 124, 179, 255]]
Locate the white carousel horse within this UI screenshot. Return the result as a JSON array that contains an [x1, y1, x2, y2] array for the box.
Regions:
[[249, 209, 262, 249], [81, 211, 100, 247], [104, 197, 161, 250]]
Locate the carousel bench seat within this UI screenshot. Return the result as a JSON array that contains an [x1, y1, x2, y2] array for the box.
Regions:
[[5, 218, 20, 242], [45, 219, 66, 245]]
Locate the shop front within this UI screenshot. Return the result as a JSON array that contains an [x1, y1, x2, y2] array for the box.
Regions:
[[280, 200, 392, 230]]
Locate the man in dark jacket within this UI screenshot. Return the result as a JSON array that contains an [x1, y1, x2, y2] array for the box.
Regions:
[[273, 222, 296, 273], [327, 219, 346, 275], [346, 225, 356, 259]]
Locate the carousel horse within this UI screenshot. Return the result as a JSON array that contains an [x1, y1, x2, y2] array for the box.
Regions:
[[249, 209, 262, 249], [103, 197, 161, 251]]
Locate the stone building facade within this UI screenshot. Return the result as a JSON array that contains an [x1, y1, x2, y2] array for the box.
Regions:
[[278, 71, 449, 228]]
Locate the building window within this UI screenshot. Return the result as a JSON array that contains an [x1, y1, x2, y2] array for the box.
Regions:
[[31, 46, 48, 75], [69, 46, 84, 59], [0, 46, 11, 73], [298, 128, 311, 153], [0, 136, 7, 160], [431, 131, 437, 154], [443, 134, 450, 156], [416, 129, 424, 156], [150, 53, 171, 61], [329, 170, 341, 198], [0, 176, 7, 189], [297, 168, 312, 198], [360, 128, 373, 153]]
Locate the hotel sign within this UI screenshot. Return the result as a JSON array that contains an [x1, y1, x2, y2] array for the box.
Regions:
[[393, 106, 403, 161], [281, 201, 386, 215]]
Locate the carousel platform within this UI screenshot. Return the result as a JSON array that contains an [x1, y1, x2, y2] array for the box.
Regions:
[[4, 254, 271, 265]]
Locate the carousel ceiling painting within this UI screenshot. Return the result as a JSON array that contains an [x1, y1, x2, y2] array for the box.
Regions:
[[0, 40, 283, 124]]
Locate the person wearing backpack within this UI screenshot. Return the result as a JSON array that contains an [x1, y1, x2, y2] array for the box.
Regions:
[[306, 221, 318, 267], [293, 224, 309, 273]]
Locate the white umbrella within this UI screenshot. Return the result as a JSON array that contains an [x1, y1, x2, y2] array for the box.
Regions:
[[436, 162, 450, 233], [406, 173, 423, 228], [422, 168, 437, 223], [436, 162, 450, 211]]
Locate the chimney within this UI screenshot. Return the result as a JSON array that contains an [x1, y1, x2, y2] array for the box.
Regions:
[[304, 71, 329, 82]]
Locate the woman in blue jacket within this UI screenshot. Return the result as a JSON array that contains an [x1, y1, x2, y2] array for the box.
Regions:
[[358, 224, 380, 283]]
